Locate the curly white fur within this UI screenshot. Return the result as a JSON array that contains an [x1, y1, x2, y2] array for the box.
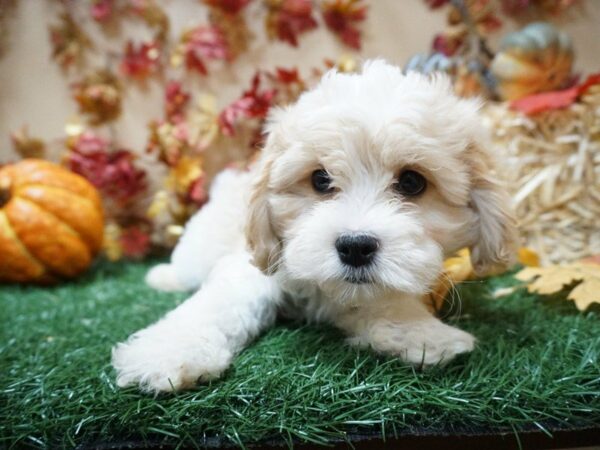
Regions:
[[113, 60, 517, 393]]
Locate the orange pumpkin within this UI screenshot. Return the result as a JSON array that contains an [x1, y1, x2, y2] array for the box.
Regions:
[[490, 22, 574, 101], [0, 159, 104, 283]]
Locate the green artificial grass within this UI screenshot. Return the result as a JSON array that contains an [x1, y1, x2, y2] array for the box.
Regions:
[[1, 260, 599, 449]]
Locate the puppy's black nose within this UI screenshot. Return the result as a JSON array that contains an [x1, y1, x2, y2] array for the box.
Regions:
[[335, 234, 379, 267]]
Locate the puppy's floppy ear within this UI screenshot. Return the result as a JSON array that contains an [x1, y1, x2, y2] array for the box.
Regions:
[[245, 129, 284, 275], [467, 145, 520, 276]]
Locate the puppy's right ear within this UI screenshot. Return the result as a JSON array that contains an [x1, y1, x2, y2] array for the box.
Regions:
[[245, 134, 283, 275], [467, 144, 519, 276]]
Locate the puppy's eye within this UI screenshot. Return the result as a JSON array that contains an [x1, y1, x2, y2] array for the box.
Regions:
[[395, 170, 427, 197], [311, 169, 334, 194]]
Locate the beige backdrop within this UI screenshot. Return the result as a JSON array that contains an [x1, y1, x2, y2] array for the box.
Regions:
[[1, 0, 599, 169]]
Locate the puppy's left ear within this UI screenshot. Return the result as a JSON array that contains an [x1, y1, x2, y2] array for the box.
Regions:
[[467, 145, 520, 276], [245, 137, 283, 275]]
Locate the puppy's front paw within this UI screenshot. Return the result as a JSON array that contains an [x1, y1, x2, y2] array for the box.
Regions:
[[145, 264, 187, 292], [111, 326, 232, 393], [364, 319, 475, 367]]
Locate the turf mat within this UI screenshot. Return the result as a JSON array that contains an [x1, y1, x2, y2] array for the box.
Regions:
[[1, 260, 599, 448]]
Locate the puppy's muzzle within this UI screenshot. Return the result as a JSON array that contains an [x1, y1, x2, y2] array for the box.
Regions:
[[335, 233, 379, 268]]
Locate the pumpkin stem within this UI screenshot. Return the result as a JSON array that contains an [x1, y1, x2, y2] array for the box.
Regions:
[[0, 178, 11, 208]]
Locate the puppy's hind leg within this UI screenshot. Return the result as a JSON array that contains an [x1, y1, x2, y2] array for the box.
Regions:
[[113, 251, 282, 393], [146, 169, 251, 292]]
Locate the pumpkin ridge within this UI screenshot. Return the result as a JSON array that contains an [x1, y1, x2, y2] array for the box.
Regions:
[[11, 165, 103, 210], [9, 198, 92, 278], [0, 210, 46, 276], [16, 183, 100, 212], [16, 183, 104, 252], [17, 197, 87, 241]]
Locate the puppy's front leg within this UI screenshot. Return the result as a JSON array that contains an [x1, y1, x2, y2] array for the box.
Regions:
[[112, 252, 281, 393], [336, 294, 475, 367]]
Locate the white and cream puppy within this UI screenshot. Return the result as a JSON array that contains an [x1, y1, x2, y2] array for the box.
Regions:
[[112, 60, 518, 393]]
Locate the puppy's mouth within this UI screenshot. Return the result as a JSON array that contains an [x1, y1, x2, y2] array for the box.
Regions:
[[343, 270, 374, 285]]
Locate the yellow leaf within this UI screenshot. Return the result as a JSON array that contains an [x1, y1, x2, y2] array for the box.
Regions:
[[443, 248, 474, 283], [167, 156, 203, 196], [515, 262, 600, 311], [427, 247, 544, 313], [10, 126, 46, 159], [188, 94, 219, 151], [518, 247, 540, 267], [147, 190, 170, 219], [426, 248, 474, 313], [569, 278, 600, 311], [102, 223, 122, 262]]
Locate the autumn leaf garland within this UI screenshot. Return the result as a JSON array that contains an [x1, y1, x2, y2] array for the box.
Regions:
[[55, 0, 369, 76], [35, 1, 369, 260]]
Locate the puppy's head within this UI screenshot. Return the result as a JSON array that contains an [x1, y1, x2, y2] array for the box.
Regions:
[[246, 60, 518, 302]]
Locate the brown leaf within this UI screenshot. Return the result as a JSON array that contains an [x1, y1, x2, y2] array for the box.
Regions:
[[71, 70, 122, 125], [203, 0, 252, 15], [265, 0, 318, 47], [129, 0, 170, 42], [11, 126, 46, 159], [321, 0, 367, 50], [49, 13, 94, 70]]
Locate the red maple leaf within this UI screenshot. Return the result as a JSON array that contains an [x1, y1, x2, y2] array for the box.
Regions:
[[501, 0, 579, 16], [273, 67, 302, 85], [91, 0, 114, 22], [500, 0, 532, 14], [186, 175, 209, 207], [432, 33, 463, 56], [164, 80, 191, 122], [426, 0, 450, 7], [68, 131, 107, 154], [478, 14, 503, 33], [218, 73, 276, 136], [184, 25, 231, 75], [203, 0, 252, 15], [268, 0, 318, 47], [119, 226, 151, 259], [68, 133, 147, 205], [321, 0, 367, 50], [120, 41, 161, 80], [185, 53, 208, 75]]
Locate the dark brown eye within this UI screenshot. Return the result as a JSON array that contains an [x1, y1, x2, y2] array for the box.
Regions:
[[395, 170, 426, 197], [311, 169, 334, 193]]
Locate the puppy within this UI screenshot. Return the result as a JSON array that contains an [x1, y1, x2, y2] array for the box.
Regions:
[[112, 60, 518, 393]]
